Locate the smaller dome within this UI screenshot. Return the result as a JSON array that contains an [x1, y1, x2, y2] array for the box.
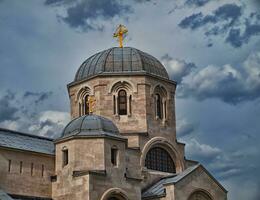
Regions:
[[61, 115, 119, 138]]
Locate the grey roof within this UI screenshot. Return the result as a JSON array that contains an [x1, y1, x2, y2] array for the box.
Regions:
[[0, 128, 54, 155], [0, 189, 14, 200], [142, 164, 200, 199], [74, 47, 169, 82], [142, 163, 228, 199], [60, 114, 121, 139]]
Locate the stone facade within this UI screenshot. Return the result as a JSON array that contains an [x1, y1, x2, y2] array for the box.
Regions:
[[0, 47, 227, 200], [0, 148, 54, 199]]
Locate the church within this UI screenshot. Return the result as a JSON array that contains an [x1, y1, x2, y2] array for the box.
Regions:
[[0, 27, 227, 200]]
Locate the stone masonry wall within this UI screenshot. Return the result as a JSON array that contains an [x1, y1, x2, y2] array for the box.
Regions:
[[0, 148, 54, 198]]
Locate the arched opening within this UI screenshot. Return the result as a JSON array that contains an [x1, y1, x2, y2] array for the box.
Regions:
[[62, 146, 68, 167], [110, 81, 133, 116], [111, 146, 118, 166], [153, 85, 167, 121], [108, 197, 121, 200], [188, 190, 213, 200], [101, 188, 129, 200], [145, 147, 176, 173], [76, 86, 91, 116], [118, 90, 127, 115]]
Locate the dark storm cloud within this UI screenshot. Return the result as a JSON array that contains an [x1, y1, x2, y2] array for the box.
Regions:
[[45, 0, 131, 31], [0, 91, 19, 122], [23, 91, 53, 105], [178, 3, 260, 47], [226, 13, 260, 47], [185, 0, 210, 7], [44, 0, 73, 5], [179, 4, 242, 30]]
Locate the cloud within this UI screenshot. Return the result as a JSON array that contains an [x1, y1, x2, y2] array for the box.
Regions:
[[176, 119, 196, 137], [161, 54, 196, 83], [44, 0, 131, 31], [178, 51, 260, 104], [23, 91, 53, 105], [179, 4, 242, 30], [179, 3, 260, 47], [226, 13, 260, 47], [28, 110, 70, 138], [0, 91, 19, 123], [185, 0, 210, 7], [0, 89, 70, 138], [185, 138, 221, 161]]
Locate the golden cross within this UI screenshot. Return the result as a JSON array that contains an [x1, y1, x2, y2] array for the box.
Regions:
[[87, 96, 96, 114], [113, 24, 128, 48]]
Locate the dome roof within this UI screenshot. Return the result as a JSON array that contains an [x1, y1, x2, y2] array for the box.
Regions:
[[61, 115, 119, 139], [75, 47, 169, 82]]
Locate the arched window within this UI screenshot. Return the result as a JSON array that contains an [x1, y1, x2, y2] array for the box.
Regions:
[[111, 147, 118, 166], [129, 95, 132, 115], [62, 147, 68, 167], [118, 90, 127, 115], [145, 147, 176, 173], [156, 94, 163, 119]]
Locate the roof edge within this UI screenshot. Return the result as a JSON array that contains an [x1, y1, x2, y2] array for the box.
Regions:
[[0, 146, 55, 156], [54, 134, 127, 144], [0, 128, 54, 141], [67, 72, 177, 88], [163, 164, 228, 193]]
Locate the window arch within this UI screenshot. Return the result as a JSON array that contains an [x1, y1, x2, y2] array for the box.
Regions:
[[188, 191, 213, 200], [153, 85, 167, 121], [77, 86, 91, 116], [145, 147, 176, 173], [118, 90, 127, 115], [110, 81, 133, 116]]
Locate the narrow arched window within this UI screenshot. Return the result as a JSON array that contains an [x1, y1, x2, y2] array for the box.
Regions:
[[118, 90, 127, 115], [145, 147, 176, 173], [113, 95, 116, 115], [62, 148, 68, 167], [156, 94, 163, 119], [111, 147, 118, 166], [84, 95, 89, 115], [129, 95, 132, 115]]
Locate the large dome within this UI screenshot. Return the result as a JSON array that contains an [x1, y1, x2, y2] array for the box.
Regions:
[[61, 115, 119, 139], [74, 47, 169, 82]]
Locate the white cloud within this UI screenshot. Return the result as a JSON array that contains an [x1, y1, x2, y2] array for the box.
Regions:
[[176, 119, 196, 137], [161, 54, 196, 83], [179, 51, 260, 104], [28, 110, 70, 138], [185, 138, 221, 160]]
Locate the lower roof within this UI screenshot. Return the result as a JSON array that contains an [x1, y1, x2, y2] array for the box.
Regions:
[[142, 164, 227, 199], [0, 128, 54, 155]]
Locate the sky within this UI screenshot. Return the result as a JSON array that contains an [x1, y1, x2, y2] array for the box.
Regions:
[[0, 0, 260, 199]]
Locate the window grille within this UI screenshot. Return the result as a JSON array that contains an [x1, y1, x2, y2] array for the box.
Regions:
[[145, 147, 176, 173], [118, 90, 127, 115]]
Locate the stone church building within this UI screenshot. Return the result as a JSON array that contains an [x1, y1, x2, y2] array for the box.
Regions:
[[0, 47, 227, 200]]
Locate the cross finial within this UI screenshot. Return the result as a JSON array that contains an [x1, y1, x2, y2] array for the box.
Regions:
[[113, 24, 128, 48]]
